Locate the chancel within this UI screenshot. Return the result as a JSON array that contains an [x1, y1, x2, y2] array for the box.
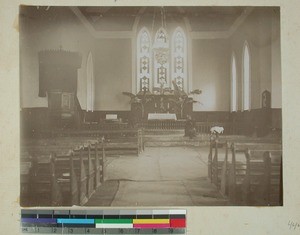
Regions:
[[20, 6, 282, 207]]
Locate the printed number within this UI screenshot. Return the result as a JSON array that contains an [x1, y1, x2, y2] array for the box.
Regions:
[[153, 228, 157, 233], [68, 228, 73, 233], [22, 227, 28, 232], [86, 228, 90, 233], [169, 228, 174, 233], [135, 228, 140, 234], [52, 227, 57, 233], [120, 228, 124, 234]]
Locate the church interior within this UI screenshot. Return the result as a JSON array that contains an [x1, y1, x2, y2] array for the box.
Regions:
[[20, 6, 282, 207]]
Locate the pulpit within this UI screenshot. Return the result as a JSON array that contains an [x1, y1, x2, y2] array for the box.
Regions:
[[48, 90, 78, 127], [39, 49, 82, 128]]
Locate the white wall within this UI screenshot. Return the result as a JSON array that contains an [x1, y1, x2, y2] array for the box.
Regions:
[[271, 9, 282, 108], [192, 39, 231, 111], [230, 8, 281, 110], [94, 39, 132, 111]]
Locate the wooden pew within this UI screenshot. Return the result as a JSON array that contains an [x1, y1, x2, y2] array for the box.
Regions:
[[20, 141, 106, 206], [208, 139, 282, 204], [98, 129, 144, 156], [21, 153, 63, 206], [227, 143, 282, 205], [53, 142, 106, 206], [21, 128, 144, 206], [241, 150, 282, 205], [37, 129, 144, 156], [208, 139, 229, 192]]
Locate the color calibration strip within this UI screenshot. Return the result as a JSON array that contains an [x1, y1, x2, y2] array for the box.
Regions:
[[21, 209, 186, 234]]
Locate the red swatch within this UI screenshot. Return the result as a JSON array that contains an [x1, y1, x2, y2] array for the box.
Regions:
[[170, 219, 186, 228]]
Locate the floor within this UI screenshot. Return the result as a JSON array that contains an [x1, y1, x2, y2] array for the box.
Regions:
[[86, 146, 228, 206]]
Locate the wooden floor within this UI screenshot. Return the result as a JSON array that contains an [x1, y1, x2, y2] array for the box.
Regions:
[[86, 146, 229, 206]]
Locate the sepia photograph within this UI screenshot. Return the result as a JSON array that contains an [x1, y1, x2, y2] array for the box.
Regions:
[[19, 5, 282, 208]]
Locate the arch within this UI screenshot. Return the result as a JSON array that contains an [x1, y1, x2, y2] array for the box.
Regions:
[[242, 41, 251, 111], [137, 27, 152, 93], [172, 27, 187, 92], [231, 52, 237, 112], [86, 51, 94, 112]]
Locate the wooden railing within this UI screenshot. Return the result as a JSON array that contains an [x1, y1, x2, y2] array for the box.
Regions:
[[137, 120, 186, 130], [195, 122, 238, 135], [137, 120, 238, 134], [82, 122, 130, 130], [208, 139, 282, 205]]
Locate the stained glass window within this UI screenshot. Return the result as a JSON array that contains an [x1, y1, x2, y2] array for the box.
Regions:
[[136, 26, 188, 93], [137, 28, 151, 92], [172, 28, 187, 91], [153, 27, 169, 89]]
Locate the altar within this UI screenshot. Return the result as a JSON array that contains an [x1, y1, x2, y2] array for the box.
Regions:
[[130, 93, 193, 121], [148, 113, 177, 120]]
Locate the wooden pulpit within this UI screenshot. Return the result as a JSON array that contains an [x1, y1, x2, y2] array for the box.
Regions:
[[48, 90, 78, 127]]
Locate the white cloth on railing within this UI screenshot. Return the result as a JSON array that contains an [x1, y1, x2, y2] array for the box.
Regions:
[[210, 126, 224, 134]]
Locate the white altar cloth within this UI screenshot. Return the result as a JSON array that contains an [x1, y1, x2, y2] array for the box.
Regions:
[[148, 113, 177, 120]]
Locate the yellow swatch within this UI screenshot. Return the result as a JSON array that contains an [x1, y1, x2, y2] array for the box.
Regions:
[[133, 219, 170, 224]]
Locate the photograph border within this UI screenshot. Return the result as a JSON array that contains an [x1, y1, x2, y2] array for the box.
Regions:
[[1, 0, 300, 234]]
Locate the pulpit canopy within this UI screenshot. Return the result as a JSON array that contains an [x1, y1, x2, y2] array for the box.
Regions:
[[38, 49, 82, 97]]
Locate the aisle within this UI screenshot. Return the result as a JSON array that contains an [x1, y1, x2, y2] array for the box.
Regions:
[[86, 147, 228, 206]]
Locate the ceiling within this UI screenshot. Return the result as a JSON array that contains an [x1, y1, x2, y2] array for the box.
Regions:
[[77, 6, 247, 32]]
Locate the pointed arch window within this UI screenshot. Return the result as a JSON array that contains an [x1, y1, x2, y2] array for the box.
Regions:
[[231, 53, 237, 112], [137, 28, 152, 92], [153, 27, 169, 89], [172, 27, 187, 92], [86, 52, 94, 112], [136, 26, 188, 93], [243, 42, 251, 111]]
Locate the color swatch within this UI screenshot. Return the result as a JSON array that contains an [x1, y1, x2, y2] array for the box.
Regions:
[[21, 209, 186, 234]]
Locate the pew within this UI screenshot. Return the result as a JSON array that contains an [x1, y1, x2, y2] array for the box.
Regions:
[[21, 128, 145, 206], [37, 129, 144, 156], [208, 139, 282, 205], [98, 129, 144, 156], [227, 148, 282, 205], [53, 143, 104, 206], [208, 139, 229, 191], [21, 154, 63, 206], [20, 141, 106, 207]]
